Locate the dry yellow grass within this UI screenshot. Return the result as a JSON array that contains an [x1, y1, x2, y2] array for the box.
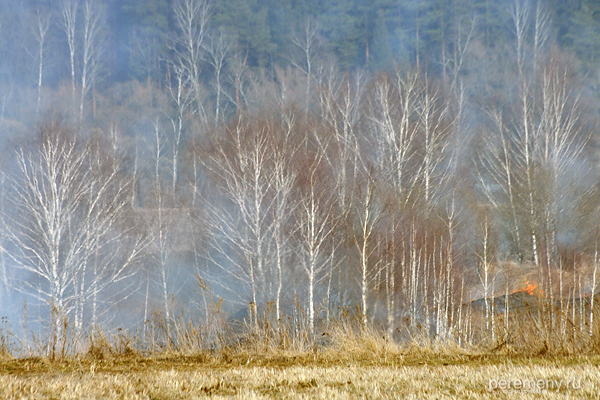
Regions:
[[3, 304, 600, 399], [1, 354, 599, 399]]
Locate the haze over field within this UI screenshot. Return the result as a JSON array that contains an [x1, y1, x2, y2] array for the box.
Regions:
[[1, 0, 600, 355]]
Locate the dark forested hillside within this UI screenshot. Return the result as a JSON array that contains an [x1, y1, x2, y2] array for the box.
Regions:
[[3, 0, 600, 83], [1, 0, 600, 352]]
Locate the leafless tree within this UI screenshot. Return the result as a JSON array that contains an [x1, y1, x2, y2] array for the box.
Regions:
[[292, 19, 320, 118], [414, 77, 456, 207], [270, 110, 299, 324], [2, 121, 144, 344], [477, 4, 590, 338], [380, 214, 398, 339], [478, 109, 523, 262], [590, 247, 600, 335], [201, 117, 277, 328], [227, 49, 249, 111], [32, 8, 51, 115], [368, 70, 421, 204], [166, 64, 193, 197], [173, 0, 210, 126], [509, 0, 551, 270], [142, 119, 184, 339], [73, 129, 146, 330], [204, 29, 233, 125], [449, 15, 477, 91], [79, 0, 104, 122], [294, 143, 338, 335], [130, 26, 164, 86], [59, 0, 78, 106], [367, 70, 461, 339], [475, 208, 496, 338], [318, 70, 364, 212], [533, 0, 551, 76]]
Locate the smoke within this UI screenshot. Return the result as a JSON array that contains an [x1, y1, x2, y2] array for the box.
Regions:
[[0, 0, 598, 349]]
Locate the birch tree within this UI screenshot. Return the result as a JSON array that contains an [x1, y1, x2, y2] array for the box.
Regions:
[[79, 0, 104, 122], [270, 109, 299, 324], [475, 209, 496, 338], [294, 144, 338, 335], [202, 116, 277, 328], [166, 64, 194, 197], [291, 19, 320, 118], [143, 119, 183, 340], [73, 130, 146, 331], [414, 78, 457, 207], [204, 29, 232, 126], [173, 0, 210, 125], [59, 0, 78, 107], [351, 172, 382, 327], [319, 71, 364, 212], [32, 8, 51, 115], [368, 70, 421, 203], [2, 121, 143, 345]]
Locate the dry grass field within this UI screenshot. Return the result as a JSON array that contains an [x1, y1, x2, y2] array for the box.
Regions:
[[1, 347, 599, 399]]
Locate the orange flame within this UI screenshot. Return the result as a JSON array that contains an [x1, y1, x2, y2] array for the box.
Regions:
[[511, 280, 540, 296]]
